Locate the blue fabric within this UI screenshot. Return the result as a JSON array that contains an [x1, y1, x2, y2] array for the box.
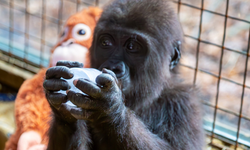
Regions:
[[0, 93, 16, 101]]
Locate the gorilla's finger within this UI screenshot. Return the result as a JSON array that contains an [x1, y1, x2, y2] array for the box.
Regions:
[[59, 103, 78, 123], [46, 92, 67, 108], [67, 90, 100, 109], [102, 68, 118, 83], [43, 79, 70, 91], [102, 68, 116, 79], [56, 61, 84, 68], [95, 73, 116, 88], [69, 107, 95, 121], [46, 66, 73, 79], [74, 79, 101, 98]]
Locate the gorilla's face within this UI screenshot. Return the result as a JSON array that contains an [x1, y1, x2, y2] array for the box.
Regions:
[[91, 29, 148, 94], [90, 0, 182, 102]]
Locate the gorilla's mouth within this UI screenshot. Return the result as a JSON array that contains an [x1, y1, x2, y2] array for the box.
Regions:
[[99, 66, 130, 91], [98, 67, 130, 81], [117, 71, 129, 80]]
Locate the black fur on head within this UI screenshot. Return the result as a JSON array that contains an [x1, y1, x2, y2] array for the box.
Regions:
[[90, 0, 183, 107]]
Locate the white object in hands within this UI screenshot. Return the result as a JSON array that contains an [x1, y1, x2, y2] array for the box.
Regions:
[[58, 68, 102, 106]]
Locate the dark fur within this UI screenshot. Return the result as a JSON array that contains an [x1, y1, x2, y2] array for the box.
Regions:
[[47, 0, 204, 149]]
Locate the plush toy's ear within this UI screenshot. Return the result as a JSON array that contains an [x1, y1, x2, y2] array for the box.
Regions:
[[85, 7, 103, 21]]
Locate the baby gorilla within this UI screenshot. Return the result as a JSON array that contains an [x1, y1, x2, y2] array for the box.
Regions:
[[43, 0, 204, 149]]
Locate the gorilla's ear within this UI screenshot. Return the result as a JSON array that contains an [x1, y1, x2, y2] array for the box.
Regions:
[[170, 41, 181, 70]]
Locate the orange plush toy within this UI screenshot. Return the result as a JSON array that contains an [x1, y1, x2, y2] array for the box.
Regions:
[[5, 7, 102, 150]]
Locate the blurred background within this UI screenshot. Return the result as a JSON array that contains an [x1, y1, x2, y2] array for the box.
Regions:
[[0, 0, 249, 149]]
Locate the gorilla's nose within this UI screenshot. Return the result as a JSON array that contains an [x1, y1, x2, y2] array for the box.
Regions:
[[103, 61, 126, 78]]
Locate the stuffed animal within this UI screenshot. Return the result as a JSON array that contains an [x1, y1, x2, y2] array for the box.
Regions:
[[4, 7, 102, 150]]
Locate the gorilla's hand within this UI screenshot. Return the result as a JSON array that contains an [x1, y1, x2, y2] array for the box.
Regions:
[[67, 68, 125, 122], [43, 61, 83, 123]]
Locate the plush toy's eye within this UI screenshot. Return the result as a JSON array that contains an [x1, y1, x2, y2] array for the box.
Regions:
[[72, 23, 91, 41], [78, 29, 86, 35], [60, 27, 69, 42]]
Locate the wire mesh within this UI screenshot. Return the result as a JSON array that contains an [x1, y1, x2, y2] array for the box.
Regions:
[[0, 0, 101, 73], [174, 0, 250, 149], [0, 0, 249, 149]]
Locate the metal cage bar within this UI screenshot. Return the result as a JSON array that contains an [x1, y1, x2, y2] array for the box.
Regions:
[[235, 24, 250, 149], [8, 0, 14, 62], [193, 0, 204, 84], [24, 0, 30, 67]]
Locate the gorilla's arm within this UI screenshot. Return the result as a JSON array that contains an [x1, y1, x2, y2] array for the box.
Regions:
[[89, 106, 172, 150], [67, 69, 202, 150], [47, 106, 91, 150], [45, 94, 92, 150], [90, 91, 202, 150], [43, 61, 91, 150]]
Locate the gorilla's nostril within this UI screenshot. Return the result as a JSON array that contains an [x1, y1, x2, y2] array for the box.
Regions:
[[100, 61, 126, 78], [112, 68, 121, 74], [112, 68, 125, 78]]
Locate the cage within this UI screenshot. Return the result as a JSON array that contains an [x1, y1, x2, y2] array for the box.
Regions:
[[0, 0, 249, 149]]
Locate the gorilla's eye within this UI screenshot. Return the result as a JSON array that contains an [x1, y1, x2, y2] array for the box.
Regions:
[[102, 39, 113, 46], [78, 29, 86, 35], [126, 41, 141, 53], [99, 36, 114, 48], [127, 43, 133, 50]]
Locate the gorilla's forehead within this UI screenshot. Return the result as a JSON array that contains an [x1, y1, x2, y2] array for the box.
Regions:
[[96, 27, 152, 42], [96, 18, 172, 44], [96, 16, 157, 34], [98, 28, 136, 36]]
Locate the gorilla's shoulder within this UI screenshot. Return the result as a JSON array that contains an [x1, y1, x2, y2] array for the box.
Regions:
[[160, 83, 198, 103]]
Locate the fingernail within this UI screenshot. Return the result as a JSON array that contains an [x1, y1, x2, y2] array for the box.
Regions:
[[102, 68, 108, 73], [69, 70, 74, 77], [73, 79, 78, 85]]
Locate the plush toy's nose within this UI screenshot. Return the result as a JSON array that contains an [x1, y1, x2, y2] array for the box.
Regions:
[[62, 39, 75, 46]]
